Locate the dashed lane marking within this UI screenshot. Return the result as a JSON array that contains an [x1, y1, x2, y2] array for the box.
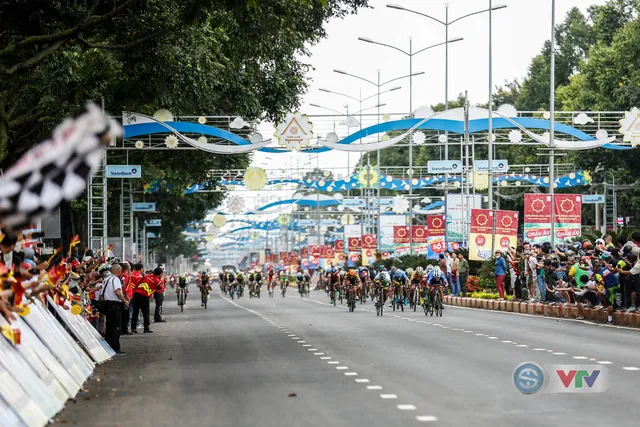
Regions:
[[380, 394, 398, 399], [397, 405, 416, 411], [416, 415, 438, 422]]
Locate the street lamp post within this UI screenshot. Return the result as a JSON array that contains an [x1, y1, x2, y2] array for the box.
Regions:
[[549, 0, 557, 245], [358, 36, 463, 254]]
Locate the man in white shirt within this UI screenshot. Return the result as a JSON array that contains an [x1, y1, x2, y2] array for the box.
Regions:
[[101, 264, 129, 355], [445, 251, 454, 292]]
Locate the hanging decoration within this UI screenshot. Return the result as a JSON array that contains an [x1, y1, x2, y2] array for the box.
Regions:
[[278, 214, 292, 227], [357, 166, 379, 188], [153, 109, 174, 122], [619, 107, 640, 147], [226, 195, 245, 214], [471, 172, 489, 191], [274, 112, 314, 150], [508, 129, 523, 144], [135, 140, 144, 149], [198, 117, 207, 124], [392, 195, 410, 214], [198, 136, 208, 143], [213, 214, 227, 227], [412, 132, 426, 145], [341, 214, 356, 225], [164, 135, 179, 149], [243, 167, 269, 190]]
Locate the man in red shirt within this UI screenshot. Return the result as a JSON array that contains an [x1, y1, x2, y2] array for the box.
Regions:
[[154, 264, 166, 323], [131, 266, 162, 333], [120, 262, 133, 334]]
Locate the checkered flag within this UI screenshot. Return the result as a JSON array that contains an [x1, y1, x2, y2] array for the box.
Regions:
[[0, 103, 121, 229]]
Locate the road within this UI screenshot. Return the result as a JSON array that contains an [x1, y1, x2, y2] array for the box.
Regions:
[[54, 286, 640, 427]]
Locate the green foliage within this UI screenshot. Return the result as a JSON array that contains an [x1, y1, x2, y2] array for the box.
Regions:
[[469, 292, 514, 300]]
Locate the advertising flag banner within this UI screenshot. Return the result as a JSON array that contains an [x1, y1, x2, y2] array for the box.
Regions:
[[320, 245, 335, 259], [524, 194, 552, 245], [348, 237, 361, 251], [279, 251, 286, 261], [362, 234, 377, 249], [445, 194, 482, 242], [300, 246, 308, 258], [412, 225, 428, 243], [554, 194, 582, 244], [334, 240, 345, 254], [495, 210, 519, 251], [334, 252, 347, 266], [393, 226, 410, 244], [426, 214, 447, 259], [469, 209, 494, 261], [310, 245, 321, 258], [361, 248, 375, 266]]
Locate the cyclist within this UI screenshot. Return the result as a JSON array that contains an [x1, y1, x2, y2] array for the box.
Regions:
[[296, 271, 305, 297], [393, 268, 409, 306], [198, 272, 211, 306], [267, 266, 275, 288], [236, 271, 246, 298], [176, 274, 189, 305], [328, 267, 341, 303], [374, 267, 391, 306], [427, 266, 447, 307], [343, 269, 362, 303], [279, 270, 288, 296], [358, 267, 370, 302]]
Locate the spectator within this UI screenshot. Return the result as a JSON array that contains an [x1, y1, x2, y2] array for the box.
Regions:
[[506, 247, 522, 299], [131, 267, 163, 333], [154, 264, 166, 323], [120, 262, 133, 334], [444, 251, 454, 291], [451, 252, 460, 296], [604, 234, 614, 250], [129, 263, 144, 332], [495, 250, 507, 300], [457, 252, 469, 297], [101, 264, 129, 355]]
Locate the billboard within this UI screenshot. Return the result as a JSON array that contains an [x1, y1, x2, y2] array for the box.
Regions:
[[445, 194, 482, 243], [379, 215, 406, 252]]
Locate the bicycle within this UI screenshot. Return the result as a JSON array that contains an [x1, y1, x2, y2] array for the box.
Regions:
[[408, 284, 419, 312], [200, 288, 208, 309], [375, 284, 386, 317], [422, 286, 433, 316], [434, 285, 444, 317], [347, 286, 357, 312], [281, 283, 287, 298], [177, 287, 186, 312], [228, 285, 236, 300], [268, 282, 275, 298]]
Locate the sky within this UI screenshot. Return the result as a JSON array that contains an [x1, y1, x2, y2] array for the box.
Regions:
[[215, 0, 607, 253]]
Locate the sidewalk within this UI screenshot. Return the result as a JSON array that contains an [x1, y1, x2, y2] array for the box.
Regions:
[[444, 295, 640, 327]]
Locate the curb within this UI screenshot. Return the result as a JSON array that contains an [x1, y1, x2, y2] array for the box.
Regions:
[[443, 295, 640, 328]]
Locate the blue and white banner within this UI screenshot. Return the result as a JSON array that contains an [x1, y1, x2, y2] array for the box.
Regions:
[[106, 165, 142, 178]]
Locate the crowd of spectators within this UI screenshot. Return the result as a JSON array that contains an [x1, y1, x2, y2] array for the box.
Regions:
[[0, 229, 169, 355]]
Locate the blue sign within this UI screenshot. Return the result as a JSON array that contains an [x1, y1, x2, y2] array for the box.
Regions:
[[427, 160, 462, 173], [147, 232, 157, 238], [372, 198, 394, 207], [145, 219, 162, 227], [106, 165, 142, 178], [582, 194, 605, 204], [132, 202, 157, 212], [473, 160, 509, 172], [343, 198, 365, 208]]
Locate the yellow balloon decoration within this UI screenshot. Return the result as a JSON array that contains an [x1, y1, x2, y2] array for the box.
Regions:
[[213, 214, 227, 227], [244, 167, 269, 190]]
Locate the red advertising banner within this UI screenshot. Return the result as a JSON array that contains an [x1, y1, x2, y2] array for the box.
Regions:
[[469, 209, 494, 261], [362, 234, 377, 249], [412, 225, 428, 243], [300, 247, 308, 258], [310, 245, 321, 258], [524, 194, 552, 223], [470, 209, 494, 234], [393, 226, 410, 243], [334, 240, 345, 253], [349, 254, 361, 263], [554, 194, 582, 224], [348, 237, 361, 251], [279, 251, 286, 261], [429, 240, 447, 254], [495, 210, 519, 235], [320, 245, 335, 259], [427, 215, 446, 236], [336, 253, 346, 263]]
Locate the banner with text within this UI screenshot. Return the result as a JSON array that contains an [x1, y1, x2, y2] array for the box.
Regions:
[[427, 214, 447, 259], [554, 194, 582, 244], [495, 210, 519, 251], [362, 234, 377, 250], [524, 194, 552, 245], [380, 215, 407, 252], [469, 209, 494, 261]]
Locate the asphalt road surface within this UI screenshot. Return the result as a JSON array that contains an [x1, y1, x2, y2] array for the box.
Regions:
[[54, 286, 640, 426]]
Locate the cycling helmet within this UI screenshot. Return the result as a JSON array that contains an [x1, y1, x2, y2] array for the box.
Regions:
[[339, 270, 347, 277], [426, 265, 434, 272], [405, 268, 414, 277], [393, 270, 404, 281], [415, 266, 424, 276], [330, 267, 336, 273], [378, 265, 385, 272], [433, 266, 442, 277], [297, 272, 303, 279], [348, 269, 357, 277]]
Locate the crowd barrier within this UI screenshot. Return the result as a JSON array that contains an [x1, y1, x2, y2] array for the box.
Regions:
[[0, 297, 114, 427]]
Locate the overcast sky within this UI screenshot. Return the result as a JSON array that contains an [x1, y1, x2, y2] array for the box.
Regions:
[[242, 0, 605, 215]]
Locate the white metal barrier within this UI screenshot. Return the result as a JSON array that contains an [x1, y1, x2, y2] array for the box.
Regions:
[[0, 297, 114, 427]]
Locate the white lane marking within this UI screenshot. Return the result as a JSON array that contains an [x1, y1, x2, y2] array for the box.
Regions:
[[475, 333, 484, 336], [533, 348, 546, 351], [380, 394, 397, 399], [336, 366, 348, 370], [344, 372, 358, 376], [297, 341, 306, 343], [552, 352, 566, 355], [367, 386, 382, 390], [464, 330, 473, 333], [355, 379, 370, 383], [292, 337, 301, 340], [517, 344, 528, 348], [328, 361, 340, 364], [441, 326, 450, 329], [287, 334, 296, 337], [320, 357, 331, 360], [487, 337, 498, 340], [308, 348, 318, 351], [597, 361, 612, 365], [573, 356, 588, 360], [416, 415, 438, 422], [314, 353, 324, 355], [302, 345, 311, 347], [502, 340, 512, 343], [397, 404, 416, 411], [623, 367, 640, 371]]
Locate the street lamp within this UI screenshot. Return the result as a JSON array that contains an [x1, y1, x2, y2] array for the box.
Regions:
[[386, 2, 507, 218]]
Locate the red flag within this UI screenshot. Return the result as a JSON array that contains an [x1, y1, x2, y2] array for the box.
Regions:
[[361, 234, 377, 249], [427, 215, 445, 236], [310, 245, 321, 258], [107, 243, 114, 251], [412, 226, 428, 243], [334, 240, 344, 253], [70, 235, 81, 247], [495, 210, 519, 235], [470, 209, 494, 234], [348, 237, 361, 251], [524, 194, 552, 223], [393, 226, 410, 244]]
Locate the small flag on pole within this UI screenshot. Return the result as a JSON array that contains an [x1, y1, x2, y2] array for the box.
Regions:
[[70, 235, 81, 247]]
